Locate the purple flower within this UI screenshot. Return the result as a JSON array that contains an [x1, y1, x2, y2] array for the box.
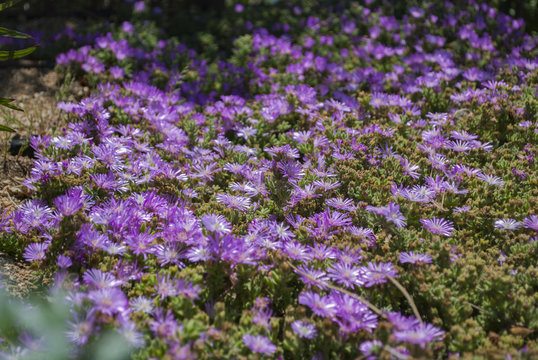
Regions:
[[420, 217, 455, 236], [291, 320, 317, 339], [57, 254, 72, 269], [201, 213, 232, 235], [477, 173, 504, 187], [362, 262, 398, 287], [155, 273, 200, 300], [367, 202, 407, 228], [327, 262, 364, 289], [88, 288, 128, 316], [332, 292, 378, 333], [523, 215, 538, 231], [234, 4, 244, 13], [453, 206, 470, 213], [109, 66, 124, 79], [494, 219, 522, 231], [298, 291, 337, 318], [215, 193, 251, 211], [154, 242, 186, 267], [326, 197, 357, 212], [242, 334, 277, 355], [393, 322, 445, 348], [23, 243, 48, 262], [399, 251, 433, 265], [283, 241, 312, 262], [119, 321, 145, 348], [387, 312, 421, 331], [400, 158, 420, 179], [155, 273, 179, 299], [133, 1, 146, 12], [191, 162, 219, 182], [17, 199, 55, 231], [83, 269, 124, 289], [360, 340, 383, 359], [66, 311, 95, 345], [130, 296, 154, 314], [149, 309, 178, 338], [294, 265, 329, 289], [53, 187, 88, 216]]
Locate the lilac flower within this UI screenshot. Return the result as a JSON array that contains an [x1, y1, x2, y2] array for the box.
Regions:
[[53, 187, 89, 216], [119, 321, 145, 348], [387, 312, 421, 331], [522, 215, 538, 231], [155, 273, 180, 299], [327, 262, 364, 289], [17, 200, 55, 231], [291, 320, 317, 339], [277, 159, 305, 183], [191, 162, 219, 182], [83, 269, 124, 288], [399, 251, 433, 265], [155, 273, 200, 300], [65, 311, 95, 345], [494, 219, 522, 230], [337, 246, 364, 265], [420, 217, 455, 236], [332, 292, 378, 333], [326, 197, 357, 212], [242, 334, 277, 355], [23, 243, 48, 262], [125, 230, 156, 258], [366, 202, 407, 228], [133, 1, 146, 12], [215, 193, 252, 211], [283, 241, 312, 262], [149, 309, 178, 338], [130, 296, 154, 314], [298, 291, 337, 318], [269, 221, 295, 241], [453, 206, 470, 213], [359, 340, 383, 359], [512, 168, 527, 180], [347, 226, 376, 246], [477, 173, 504, 187], [252, 302, 273, 329], [154, 242, 186, 267], [88, 288, 128, 316], [185, 245, 211, 263], [393, 322, 445, 348], [201, 214, 231, 234], [400, 158, 420, 179], [57, 254, 72, 269], [308, 243, 337, 260], [362, 262, 398, 287], [18, 332, 44, 352]]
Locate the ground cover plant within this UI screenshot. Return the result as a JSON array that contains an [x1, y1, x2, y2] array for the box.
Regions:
[[0, 0, 538, 358]]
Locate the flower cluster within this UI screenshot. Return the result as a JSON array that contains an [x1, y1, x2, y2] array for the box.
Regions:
[[1, 0, 538, 358]]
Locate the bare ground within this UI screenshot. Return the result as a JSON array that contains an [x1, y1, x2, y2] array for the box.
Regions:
[[0, 66, 61, 297]]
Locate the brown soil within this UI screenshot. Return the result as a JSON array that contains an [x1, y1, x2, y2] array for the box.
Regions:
[[0, 154, 33, 211], [0, 67, 62, 137], [0, 67, 61, 298], [0, 250, 47, 298]]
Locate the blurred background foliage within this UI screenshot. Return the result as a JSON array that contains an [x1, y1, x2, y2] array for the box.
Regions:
[[0, 0, 536, 64]]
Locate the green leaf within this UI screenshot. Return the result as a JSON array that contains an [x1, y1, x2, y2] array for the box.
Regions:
[[0, 46, 36, 60], [0, 0, 21, 11], [0, 97, 22, 111], [0, 26, 32, 39], [0, 124, 15, 133]]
